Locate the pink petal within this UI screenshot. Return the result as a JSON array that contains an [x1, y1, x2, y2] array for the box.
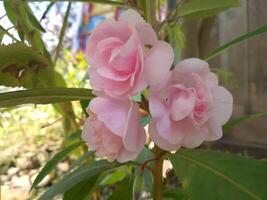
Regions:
[[173, 58, 210, 84], [205, 119, 223, 141], [170, 85, 195, 121], [118, 9, 146, 29], [144, 41, 174, 86], [117, 148, 140, 163], [137, 24, 158, 45], [149, 121, 180, 151], [97, 67, 131, 81], [89, 97, 129, 137], [181, 123, 208, 148], [123, 101, 146, 151], [211, 86, 233, 125]]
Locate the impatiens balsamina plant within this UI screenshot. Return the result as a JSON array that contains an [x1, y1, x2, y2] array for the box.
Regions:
[[2, 1, 267, 200]]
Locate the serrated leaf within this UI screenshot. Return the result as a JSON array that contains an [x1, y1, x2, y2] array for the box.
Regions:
[[31, 142, 82, 190], [0, 88, 93, 108], [108, 176, 134, 200], [178, 0, 240, 19], [40, 160, 119, 200], [63, 175, 99, 200], [170, 149, 267, 200]]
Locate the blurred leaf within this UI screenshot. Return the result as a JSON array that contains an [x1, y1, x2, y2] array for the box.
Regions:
[[25, 9, 46, 32], [40, 160, 119, 200], [70, 151, 94, 169], [66, 130, 82, 141], [0, 30, 4, 43], [63, 175, 99, 200], [170, 149, 267, 200], [41, 2, 55, 20], [133, 172, 144, 200], [0, 43, 53, 88], [140, 116, 150, 127], [178, 0, 239, 19], [108, 176, 134, 200], [204, 24, 267, 61], [80, 100, 89, 117], [223, 110, 267, 130], [54, 1, 71, 66], [163, 187, 188, 200], [0, 88, 93, 108], [100, 167, 128, 185], [31, 142, 82, 190], [3, 1, 17, 25]]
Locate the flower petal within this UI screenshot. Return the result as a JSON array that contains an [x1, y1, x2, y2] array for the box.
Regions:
[[144, 41, 174, 86]]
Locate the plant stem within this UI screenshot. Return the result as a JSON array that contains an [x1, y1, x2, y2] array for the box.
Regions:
[[152, 146, 164, 200]]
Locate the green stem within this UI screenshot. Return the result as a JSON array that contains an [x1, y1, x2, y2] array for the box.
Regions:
[[152, 146, 164, 200], [145, 0, 156, 29], [53, 1, 71, 66]]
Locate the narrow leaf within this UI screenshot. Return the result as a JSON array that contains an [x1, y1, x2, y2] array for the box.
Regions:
[[178, 0, 239, 19], [170, 149, 267, 200], [204, 25, 267, 61], [25, 9, 46, 32], [39, 160, 119, 200], [63, 175, 99, 200], [0, 88, 93, 108], [224, 110, 267, 130], [31, 142, 82, 190], [108, 176, 134, 200]]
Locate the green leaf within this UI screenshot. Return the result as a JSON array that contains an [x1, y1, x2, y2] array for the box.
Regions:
[[70, 151, 94, 169], [66, 130, 82, 141], [31, 142, 82, 190], [63, 175, 99, 200], [0, 88, 93, 108], [163, 187, 188, 200], [170, 149, 267, 200], [100, 167, 128, 186], [133, 172, 144, 200], [140, 115, 150, 127], [80, 100, 89, 117], [204, 24, 267, 61], [25, 9, 46, 32], [178, 0, 240, 19], [108, 176, 134, 200], [40, 160, 119, 200], [223, 110, 267, 130], [0, 43, 53, 88]]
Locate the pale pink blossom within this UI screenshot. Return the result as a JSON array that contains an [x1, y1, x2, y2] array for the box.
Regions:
[[82, 97, 146, 162], [86, 9, 173, 99], [148, 58, 233, 151]]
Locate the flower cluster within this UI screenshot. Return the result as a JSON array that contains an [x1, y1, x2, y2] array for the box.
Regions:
[[82, 9, 233, 162]]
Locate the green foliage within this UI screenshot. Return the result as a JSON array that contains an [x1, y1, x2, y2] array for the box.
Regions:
[[100, 167, 128, 186], [108, 176, 134, 200], [224, 110, 267, 130], [39, 160, 119, 200], [163, 187, 188, 200], [63, 175, 100, 200], [0, 43, 53, 88], [0, 88, 93, 108], [31, 142, 82, 190], [170, 149, 267, 200], [204, 24, 267, 61], [178, 0, 240, 19]]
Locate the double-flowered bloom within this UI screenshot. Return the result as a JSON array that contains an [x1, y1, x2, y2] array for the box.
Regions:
[[82, 9, 233, 162]]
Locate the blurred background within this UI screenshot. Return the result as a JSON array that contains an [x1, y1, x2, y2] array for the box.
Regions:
[[0, 0, 267, 199]]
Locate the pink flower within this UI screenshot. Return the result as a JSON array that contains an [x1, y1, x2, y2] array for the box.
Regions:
[[148, 58, 233, 151], [86, 9, 174, 99], [82, 96, 146, 162]]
